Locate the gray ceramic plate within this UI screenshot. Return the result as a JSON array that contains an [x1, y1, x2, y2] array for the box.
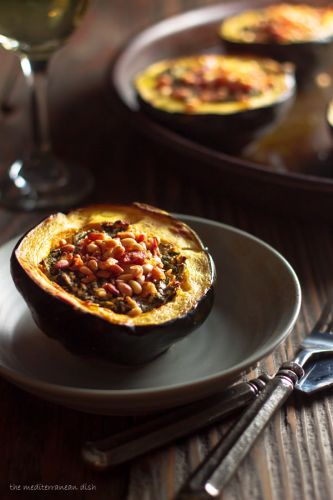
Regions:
[[0, 216, 301, 415]]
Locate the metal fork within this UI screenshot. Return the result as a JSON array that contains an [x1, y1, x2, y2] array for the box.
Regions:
[[178, 297, 333, 499]]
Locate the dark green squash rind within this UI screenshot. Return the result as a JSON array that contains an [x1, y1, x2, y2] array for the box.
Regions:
[[137, 91, 295, 153], [10, 222, 216, 365]]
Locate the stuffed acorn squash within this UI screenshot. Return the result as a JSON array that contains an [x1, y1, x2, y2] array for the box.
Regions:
[[219, 4, 333, 85], [11, 203, 215, 364], [135, 54, 295, 152]]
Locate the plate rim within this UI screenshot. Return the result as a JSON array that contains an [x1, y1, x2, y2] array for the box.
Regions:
[[0, 215, 301, 404]]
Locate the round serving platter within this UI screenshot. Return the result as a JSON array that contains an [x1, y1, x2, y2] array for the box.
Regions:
[[109, 0, 333, 218]]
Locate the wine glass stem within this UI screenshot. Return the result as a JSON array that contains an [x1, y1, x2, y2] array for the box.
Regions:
[[20, 56, 51, 155]]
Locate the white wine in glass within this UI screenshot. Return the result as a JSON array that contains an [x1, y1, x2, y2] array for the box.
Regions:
[[0, 0, 94, 210]]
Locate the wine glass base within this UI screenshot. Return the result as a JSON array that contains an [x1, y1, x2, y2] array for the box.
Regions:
[[0, 154, 94, 211]]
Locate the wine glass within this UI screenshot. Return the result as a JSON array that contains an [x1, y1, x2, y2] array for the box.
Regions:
[[0, 0, 94, 210]]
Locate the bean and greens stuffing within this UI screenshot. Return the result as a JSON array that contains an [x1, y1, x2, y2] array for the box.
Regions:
[[40, 221, 186, 317]]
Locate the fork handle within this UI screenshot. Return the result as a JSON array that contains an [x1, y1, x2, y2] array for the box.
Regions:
[[82, 376, 270, 470], [178, 362, 304, 499]]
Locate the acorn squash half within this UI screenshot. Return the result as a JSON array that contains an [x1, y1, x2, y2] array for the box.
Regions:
[[219, 4, 333, 85], [11, 203, 215, 365], [135, 54, 295, 152]]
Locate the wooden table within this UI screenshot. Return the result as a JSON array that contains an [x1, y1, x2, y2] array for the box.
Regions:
[[1, 1, 333, 499]]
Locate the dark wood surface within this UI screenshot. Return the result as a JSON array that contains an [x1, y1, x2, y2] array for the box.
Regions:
[[0, 1, 333, 499]]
